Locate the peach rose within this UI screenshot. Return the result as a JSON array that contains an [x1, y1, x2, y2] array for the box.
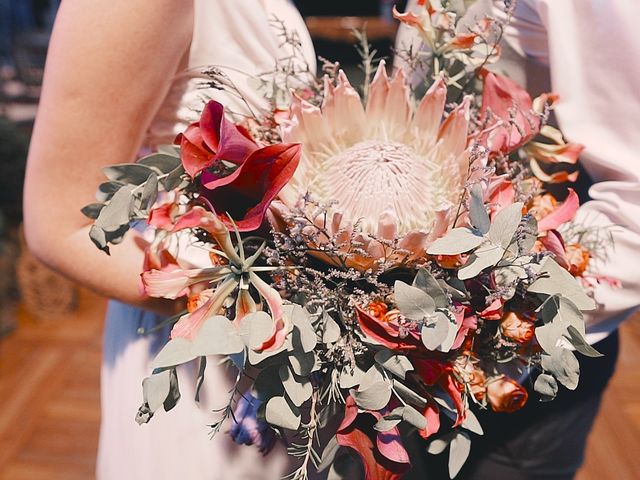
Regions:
[[564, 243, 590, 277], [500, 312, 535, 344], [487, 375, 529, 413]]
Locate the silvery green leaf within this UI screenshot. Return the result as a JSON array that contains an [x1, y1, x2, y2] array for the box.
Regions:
[[449, 431, 472, 478], [413, 269, 449, 308], [163, 368, 180, 412], [565, 325, 603, 358], [142, 370, 171, 413], [192, 315, 244, 356], [156, 144, 181, 157], [535, 321, 563, 353], [322, 313, 341, 344], [542, 347, 579, 390], [194, 356, 206, 403], [103, 163, 155, 185], [528, 258, 596, 310], [138, 153, 181, 174], [421, 317, 450, 351], [461, 409, 483, 435], [539, 295, 585, 337], [265, 396, 301, 430], [96, 180, 124, 202], [317, 436, 340, 473], [289, 350, 316, 376], [140, 172, 158, 212], [238, 312, 274, 350], [151, 337, 197, 369], [488, 202, 523, 249], [402, 404, 428, 430], [433, 390, 457, 413], [469, 184, 490, 235], [339, 365, 366, 389], [359, 365, 385, 390], [519, 215, 538, 254], [95, 185, 135, 229], [458, 243, 504, 280], [392, 380, 427, 408], [89, 225, 109, 254], [374, 417, 403, 432], [279, 365, 312, 407], [427, 228, 485, 255], [352, 382, 392, 410], [81, 202, 105, 220], [163, 165, 186, 191], [534, 373, 558, 401], [435, 312, 459, 353], [427, 435, 453, 455], [375, 350, 414, 380], [291, 306, 317, 353], [395, 280, 436, 320]]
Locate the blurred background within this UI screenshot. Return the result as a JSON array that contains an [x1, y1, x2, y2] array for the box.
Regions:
[[0, 1, 638, 479]]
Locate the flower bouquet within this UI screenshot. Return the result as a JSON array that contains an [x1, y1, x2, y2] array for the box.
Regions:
[[83, 2, 613, 478]]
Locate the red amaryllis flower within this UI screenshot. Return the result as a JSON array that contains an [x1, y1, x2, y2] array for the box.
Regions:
[[479, 71, 541, 155], [336, 396, 411, 480], [201, 143, 301, 231], [176, 100, 258, 177]]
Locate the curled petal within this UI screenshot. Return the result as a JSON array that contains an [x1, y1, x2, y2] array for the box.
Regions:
[[249, 272, 290, 352], [234, 288, 257, 325], [201, 143, 302, 232], [537, 189, 579, 232], [366, 61, 390, 129], [413, 76, 447, 148], [438, 96, 471, 158], [142, 266, 230, 299], [199, 100, 257, 165]]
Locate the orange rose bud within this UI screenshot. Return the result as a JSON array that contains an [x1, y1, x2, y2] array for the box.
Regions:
[[367, 301, 389, 320], [487, 375, 529, 413], [435, 253, 468, 269], [564, 243, 590, 277], [500, 312, 535, 344]]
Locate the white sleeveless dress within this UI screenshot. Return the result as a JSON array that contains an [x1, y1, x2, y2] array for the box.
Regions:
[[97, 2, 315, 479]]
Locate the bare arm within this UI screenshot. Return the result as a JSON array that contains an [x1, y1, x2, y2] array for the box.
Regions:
[[23, 0, 193, 311]]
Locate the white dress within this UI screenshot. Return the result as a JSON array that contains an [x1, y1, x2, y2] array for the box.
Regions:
[[97, 2, 315, 479]]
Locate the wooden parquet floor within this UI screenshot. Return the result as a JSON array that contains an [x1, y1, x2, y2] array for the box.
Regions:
[[0, 289, 639, 479]]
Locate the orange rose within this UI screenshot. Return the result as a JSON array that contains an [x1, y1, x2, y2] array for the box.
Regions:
[[500, 312, 535, 344], [564, 243, 590, 277], [367, 301, 389, 319], [487, 375, 529, 413]]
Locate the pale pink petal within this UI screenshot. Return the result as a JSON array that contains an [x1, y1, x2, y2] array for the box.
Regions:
[[540, 230, 569, 269], [398, 230, 430, 255], [377, 211, 398, 240], [383, 69, 412, 137], [438, 96, 471, 158], [249, 272, 291, 352], [365, 61, 390, 129], [234, 289, 257, 325], [142, 267, 229, 299], [328, 71, 366, 143], [537, 189, 579, 231], [413, 77, 447, 148]]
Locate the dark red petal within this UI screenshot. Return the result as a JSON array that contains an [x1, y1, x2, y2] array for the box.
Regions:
[[178, 132, 216, 178], [355, 306, 420, 351], [413, 358, 446, 385], [201, 143, 301, 232]]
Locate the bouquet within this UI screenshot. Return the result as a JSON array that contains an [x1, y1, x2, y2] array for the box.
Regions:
[[83, 2, 615, 478]]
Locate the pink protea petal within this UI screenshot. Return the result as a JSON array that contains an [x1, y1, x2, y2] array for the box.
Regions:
[[383, 69, 412, 137], [438, 96, 471, 158], [325, 71, 366, 143], [413, 77, 447, 149], [355, 306, 421, 351], [171, 276, 239, 340], [366, 61, 391, 129], [201, 143, 301, 232], [537, 189, 579, 232], [142, 267, 229, 299], [148, 201, 180, 229], [377, 211, 398, 240]]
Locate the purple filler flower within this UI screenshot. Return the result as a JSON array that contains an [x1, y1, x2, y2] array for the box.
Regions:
[[229, 392, 276, 455]]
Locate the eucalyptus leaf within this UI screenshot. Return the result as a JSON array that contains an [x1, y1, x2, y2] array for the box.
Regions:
[[488, 202, 523, 249], [534, 373, 558, 401], [81, 202, 105, 220], [254, 366, 285, 401], [458, 243, 504, 280], [138, 153, 181, 174], [565, 325, 603, 358], [435, 311, 458, 353], [265, 395, 301, 430], [449, 431, 472, 478], [352, 382, 392, 411], [238, 312, 275, 350], [421, 312, 453, 351], [163, 165, 186, 191], [535, 322, 563, 353], [103, 163, 155, 185], [427, 228, 485, 255], [289, 350, 316, 377], [528, 258, 596, 310], [156, 144, 181, 157], [374, 417, 403, 432], [375, 350, 414, 380], [291, 306, 317, 353], [96, 180, 124, 202], [192, 315, 244, 356], [151, 337, 197, 369], [317, 436, 340, 473], [413, 269, 449, 308], [469, 184, 490, 234], [392, 380, 427, 408], [339, 365, 366, 389], [163, 368, 181, 412], [401, 404, 428, 430], [89, 225, 109, 254], [322, 313, 341, 344], [427, 435, 452, 455], [140, 172, 159, 212], [142, 370, 171, 413], [542, 347, 579, 390], [95, 185, 135, 229], [461, 409, 483, 435], [279, 365, 312, 407], [395, 280, 436, 320], [441, 277, 468, 301]]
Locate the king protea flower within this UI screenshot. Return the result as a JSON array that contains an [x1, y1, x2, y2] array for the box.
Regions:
[[277, 63, 476, 269]]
